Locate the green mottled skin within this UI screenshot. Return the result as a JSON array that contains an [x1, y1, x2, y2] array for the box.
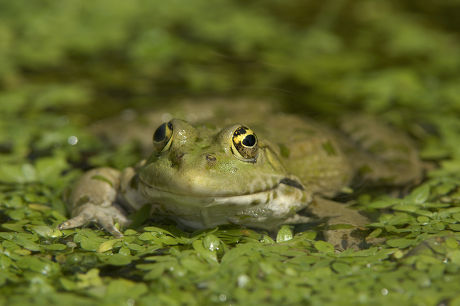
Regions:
[[60, 100, 422, 249]]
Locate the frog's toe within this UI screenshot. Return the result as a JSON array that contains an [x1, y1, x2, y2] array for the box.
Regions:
[[324, 228, 365, 251], [98, 215, 124, 238], [58, 213, 88, 230], [58, 203, 129, 237]]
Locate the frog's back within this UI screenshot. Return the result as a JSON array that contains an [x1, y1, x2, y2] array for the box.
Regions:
[[250, 112, 422, 196], [249, 114, 354, 196]]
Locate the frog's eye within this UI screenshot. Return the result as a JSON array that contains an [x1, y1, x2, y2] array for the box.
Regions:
[[153, 122, 173, 152], [232, 126, 258, 161]]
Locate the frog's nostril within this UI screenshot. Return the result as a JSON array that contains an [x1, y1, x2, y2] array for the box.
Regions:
[[206, 153, 217, 165]]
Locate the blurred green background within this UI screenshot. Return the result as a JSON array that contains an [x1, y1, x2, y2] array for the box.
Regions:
[[1, 0, 460, 113], [2, 0, 460, 305], [2, 0, 460, 166]]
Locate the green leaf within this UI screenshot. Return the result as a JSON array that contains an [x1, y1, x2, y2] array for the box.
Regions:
[[386, 238, 415, 248], [138, 232, 157, 241], [99, 253, 134, 266], [367, 228, 382, 239], [75, 233, 106, 251], [43, 244, 67, 251], [332, 262, 351, 274], [314, 241, 334, 253], [15, 234, 41, 251], [407, 185, 430, 204], [448, 250, 460, 265], [97, 239, 121, 253], [203, 234, 220, 251], [276, 225, 293, 243], [192, 239, 217, 263]]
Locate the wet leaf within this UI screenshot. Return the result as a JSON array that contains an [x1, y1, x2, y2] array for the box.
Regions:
[[276, 225, 293, 243], [192, 239, 218, 263]]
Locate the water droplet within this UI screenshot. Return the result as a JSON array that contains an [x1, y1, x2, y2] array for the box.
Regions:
[[203, 235, 220, 251], [421, 277, 431, 287], [218, 294, 227, 302], [67, 136, 78, 145], [126, 298, 135, 306], [381, 288, 389, 296], [237, 274, 250, 288]]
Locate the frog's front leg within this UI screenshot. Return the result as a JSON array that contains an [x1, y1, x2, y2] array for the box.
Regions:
[[58, 167, 129, 237]]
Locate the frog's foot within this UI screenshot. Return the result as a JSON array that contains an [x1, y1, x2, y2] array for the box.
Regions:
[[324, 227, 367, 251], [60, 167, 133, 237], [59, 203, 129, 238], [309, 197, 369, 250]]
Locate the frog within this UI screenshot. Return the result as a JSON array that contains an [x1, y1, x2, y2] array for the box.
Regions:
[[59, 99, 422, 249]]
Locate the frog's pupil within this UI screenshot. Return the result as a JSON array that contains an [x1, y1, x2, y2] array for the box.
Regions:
[[154, 123, 166, 142], [243, 135, 256, 147]]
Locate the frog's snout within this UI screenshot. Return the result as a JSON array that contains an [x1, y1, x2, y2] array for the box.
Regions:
[[169, 150, 218, 169], [205, 153, 217, 166]]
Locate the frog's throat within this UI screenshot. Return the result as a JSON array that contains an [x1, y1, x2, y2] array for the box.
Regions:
[[138, 176, 310, 210]]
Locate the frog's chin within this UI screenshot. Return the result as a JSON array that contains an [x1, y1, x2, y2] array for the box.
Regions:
[[139, 175, 305, 205], [139, 182, 273, 207], [140, 181, 311, 230], [140, 178, 310, 213]]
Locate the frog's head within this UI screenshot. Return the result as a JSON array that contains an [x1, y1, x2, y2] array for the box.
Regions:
[[138, 119, 306, 209]]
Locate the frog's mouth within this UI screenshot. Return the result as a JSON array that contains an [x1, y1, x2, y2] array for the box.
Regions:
[[138, 176, 311, 230], [138, 176, 305, 208], [278, 178, 304, 191]]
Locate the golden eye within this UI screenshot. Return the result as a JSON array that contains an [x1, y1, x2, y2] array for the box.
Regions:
[[232, 126, 258, 161], [153, 122, 173, 152]]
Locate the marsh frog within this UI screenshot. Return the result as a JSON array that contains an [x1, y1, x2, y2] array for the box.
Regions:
[[59, 100, 422, 249]]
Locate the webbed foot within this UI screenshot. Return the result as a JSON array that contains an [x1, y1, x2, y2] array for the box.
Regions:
[[59, 203, 129, 237]]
